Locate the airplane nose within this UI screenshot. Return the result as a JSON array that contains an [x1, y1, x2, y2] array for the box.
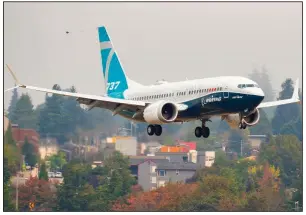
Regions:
[[258, 88, 265, 97]]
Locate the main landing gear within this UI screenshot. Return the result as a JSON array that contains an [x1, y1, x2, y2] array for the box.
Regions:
[[195, 120, 210, 138], [147, 124, 163, 136]]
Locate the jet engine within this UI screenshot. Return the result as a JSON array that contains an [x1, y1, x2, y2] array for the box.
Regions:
[[223, 108, 260, 128], [241, 108, 260, 126], [143, 101, 178, 124]]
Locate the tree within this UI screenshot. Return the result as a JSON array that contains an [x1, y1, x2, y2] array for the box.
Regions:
[[249, 109, 272, 135], [258, 135, 302, 187], [38, 84, 67, 143], [112, 183, 198, 211], [4, 157, 15, 211], [11, 93, 36, 129], [8, 86, 19, 122], [39, 162, 49, 181], [48, 151, 67, 170], [4, 123, 21, 175], [272, 78, 301, 137], [22, 137, 38, 167], [17, 176, 57, 211]]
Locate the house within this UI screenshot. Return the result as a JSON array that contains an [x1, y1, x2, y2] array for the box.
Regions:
[[248, 135, 267, 149], [128, 156, 168, 179], [115, 136, 138, 156], [155, 162, 198, 188], [145, 141, 162, 155], [197, 151, 215, 167], [155, 152, 189, 163], [137, 159, 169, 191], [12, 125, 40, 153]]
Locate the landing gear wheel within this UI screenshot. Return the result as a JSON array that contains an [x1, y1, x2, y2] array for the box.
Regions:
[[202, 127, 210, 138], [147, 125, 155, 136], [195, 127, 202, 138], [155, 125, 162, 136], [242, 123, 247, 129]]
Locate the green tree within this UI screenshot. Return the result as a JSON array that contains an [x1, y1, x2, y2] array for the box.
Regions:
[[4, 157, 15, 211], [249, 109, 272, 135], [12, 93, 36, 129], [39, 162, 49, 181], [38, 84, 65, 143], [272, 79, 301, 137], [48, 151, 67, 170], [8, 86, 19, 122], [22, 137, 38, 167], [258, 135, 302, 187]]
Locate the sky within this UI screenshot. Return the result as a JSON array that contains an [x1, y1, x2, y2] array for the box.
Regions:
[[4, 2, 302, 109]]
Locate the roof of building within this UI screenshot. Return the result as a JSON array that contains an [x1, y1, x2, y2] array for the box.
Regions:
[[129, 156, 168, 166], [156, 162, 198, 171], [12, 127, 40, 144], [157, 162, 198, 171], [155, 152, 188, 156], [145, 141, 162, 147]]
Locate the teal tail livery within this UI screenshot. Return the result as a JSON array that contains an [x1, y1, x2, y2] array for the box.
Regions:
[[98, 26, 142, 98], [5, 26, 301, 139]]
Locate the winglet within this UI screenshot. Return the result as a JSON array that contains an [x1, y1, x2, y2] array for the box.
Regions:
[[292, 78, 299, 101], [5, 64, 25, 87]]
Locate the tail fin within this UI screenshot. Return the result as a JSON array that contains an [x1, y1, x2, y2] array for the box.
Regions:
[[98, 26, 142, 98]]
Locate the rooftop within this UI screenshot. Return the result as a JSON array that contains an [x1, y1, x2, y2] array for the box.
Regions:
[[129, 156, 169, 166], [156, 162, 198, 171]]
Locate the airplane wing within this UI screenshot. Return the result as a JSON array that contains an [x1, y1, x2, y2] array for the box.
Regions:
[[5, 65, 188, 114], [257, 78, 300, 109]]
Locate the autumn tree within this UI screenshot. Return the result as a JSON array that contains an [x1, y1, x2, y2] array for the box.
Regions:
[[17, 176, 57, 211]]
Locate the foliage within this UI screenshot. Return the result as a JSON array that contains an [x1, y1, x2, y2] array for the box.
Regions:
[[4, 125, 21, 174], [17, 176, 57, 211], [56, 151, 135, 211], [112, 183, 198, 211], [39, 162, 49, 181], [258, 135, 302, 187], [47, 151, 67, 170], [8, 87, 19, 122], [22, 137, 38, 167], [11, 93, 37, 129], [271, 78, 301, 139]]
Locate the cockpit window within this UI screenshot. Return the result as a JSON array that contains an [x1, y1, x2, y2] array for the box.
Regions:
[[238, 84, 258, 88]]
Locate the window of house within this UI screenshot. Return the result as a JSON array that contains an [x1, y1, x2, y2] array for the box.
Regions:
[[151, 176, 156, 183], [176, 170, 179, 175], [159, 170, 166, 176], [158, 180, 165, 187]]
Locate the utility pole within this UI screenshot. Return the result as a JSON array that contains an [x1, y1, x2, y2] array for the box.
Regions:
[[240, 140, 243, 157]]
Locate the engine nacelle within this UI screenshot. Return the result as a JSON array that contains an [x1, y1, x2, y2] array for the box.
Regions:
[[223, 108, 260, 128], [242, 108, 260, 126], [143, 101, 178, 124]]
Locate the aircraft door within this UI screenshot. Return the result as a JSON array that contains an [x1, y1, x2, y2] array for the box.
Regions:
[[223, 86, 229, 99]]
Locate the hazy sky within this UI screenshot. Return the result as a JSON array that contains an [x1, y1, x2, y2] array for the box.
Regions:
[[4, 2, 302, 109]]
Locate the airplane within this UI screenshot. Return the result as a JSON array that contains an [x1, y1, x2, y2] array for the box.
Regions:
[[5, 26, 300, 138]]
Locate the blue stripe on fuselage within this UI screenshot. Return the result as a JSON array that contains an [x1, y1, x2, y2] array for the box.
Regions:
[[116, 92, 264, 122]]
